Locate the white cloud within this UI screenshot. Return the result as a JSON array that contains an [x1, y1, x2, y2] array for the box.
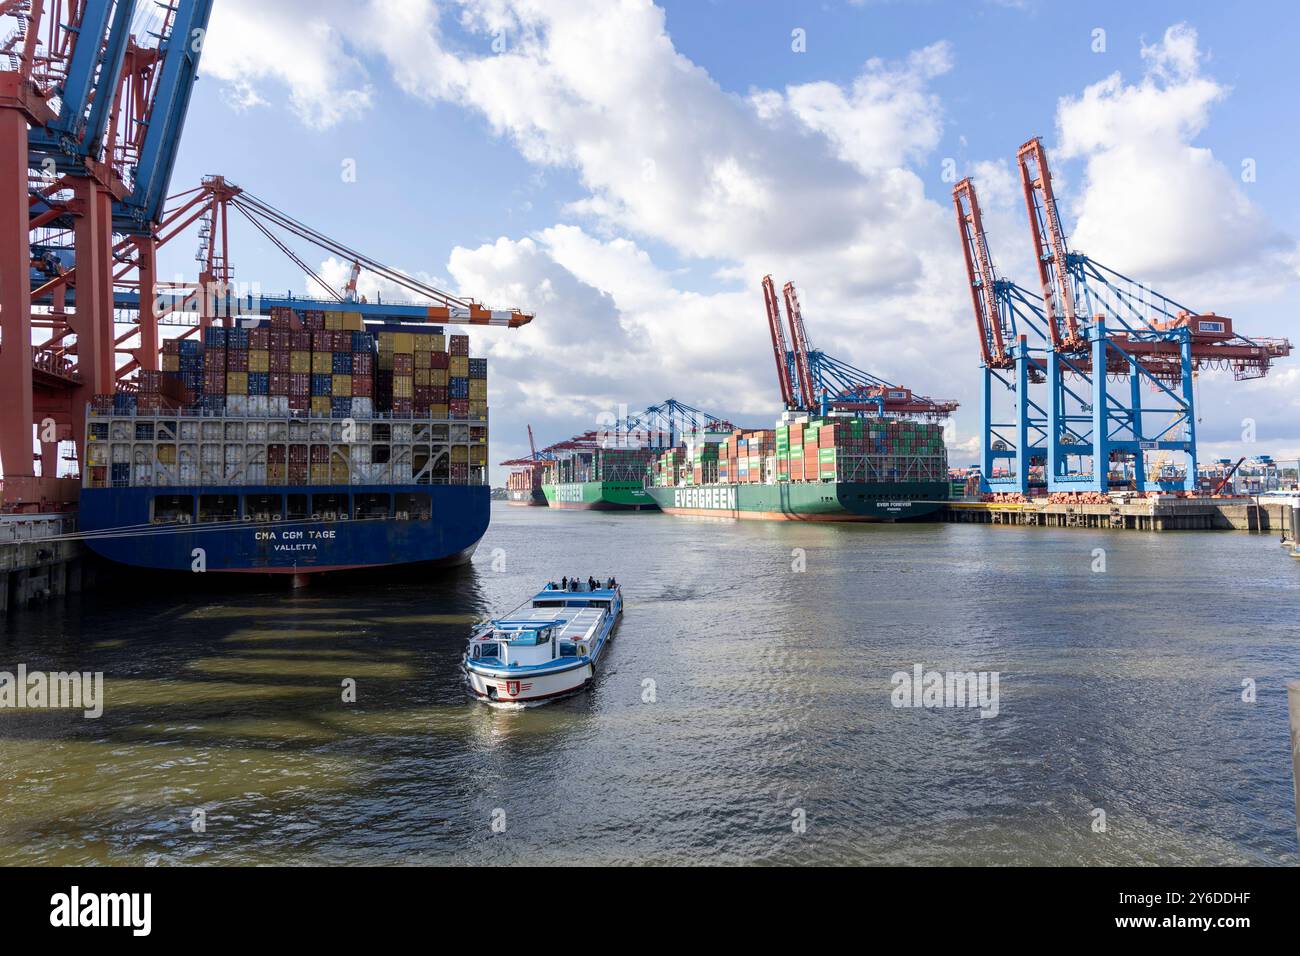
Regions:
[[1055, 23, 1298, 293], [203, 0, 373, 129]]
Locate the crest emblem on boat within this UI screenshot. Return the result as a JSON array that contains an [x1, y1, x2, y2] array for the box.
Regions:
[[506, 681, 521, 696]]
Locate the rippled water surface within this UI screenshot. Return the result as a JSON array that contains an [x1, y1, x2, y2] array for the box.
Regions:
[[2, 503, 1298, 865]]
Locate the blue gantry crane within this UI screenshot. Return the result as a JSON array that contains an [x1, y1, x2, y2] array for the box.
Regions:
[[952, 137, 1292, 497]]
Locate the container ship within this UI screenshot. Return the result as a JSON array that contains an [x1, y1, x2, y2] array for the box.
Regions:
[[504, 467, 546, 506], [541, 442, 660, 511], [79, 308, 492, 577], [645, 414, 949, 521]]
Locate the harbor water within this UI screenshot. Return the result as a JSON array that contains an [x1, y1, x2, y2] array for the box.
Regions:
[[1, 503, 1297, 865]]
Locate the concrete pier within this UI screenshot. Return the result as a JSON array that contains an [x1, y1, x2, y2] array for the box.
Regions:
[[0, 513, 84, 614], [939, 496, 1297, 532]]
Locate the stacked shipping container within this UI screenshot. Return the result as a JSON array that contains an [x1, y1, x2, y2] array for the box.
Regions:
[[85, 308, 490, 490]]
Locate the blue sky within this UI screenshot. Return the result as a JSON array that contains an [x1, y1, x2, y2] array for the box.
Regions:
[[161, 0, 1300, 477]]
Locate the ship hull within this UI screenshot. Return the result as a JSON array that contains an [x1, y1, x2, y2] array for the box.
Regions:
[[542, 481, 658, 511], [646, 481, 946, 521], [77, 483, 489, 574], [507, 487, 548, 506]]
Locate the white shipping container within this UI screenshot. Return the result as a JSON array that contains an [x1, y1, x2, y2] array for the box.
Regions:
[[248, 396, 268, 417], [180, 463, 199, 484], [224, 445, 244, 464], [246, 422, 267, 442], [179, 421, 199, 441], [201, 421, 222, 441], [201, 444, 221, 464], [112, 443, 131, 464], [227, 395, 247, 415]]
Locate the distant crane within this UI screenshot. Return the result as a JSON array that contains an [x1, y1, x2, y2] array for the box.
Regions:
[[761, 276, 958, 420]]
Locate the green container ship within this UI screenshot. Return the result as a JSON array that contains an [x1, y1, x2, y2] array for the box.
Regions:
[[645, 415, 948, 521], [542, 480, 658, 511], [541, 445, 660, 511]]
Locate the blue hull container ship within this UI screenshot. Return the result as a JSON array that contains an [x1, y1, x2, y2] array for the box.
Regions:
[[79, 310, 499, 582]]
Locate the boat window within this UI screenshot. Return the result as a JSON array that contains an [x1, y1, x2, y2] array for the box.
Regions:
[[286, 494, 309, 520], [312, 493, 348, 520], [474, 643, 500, 659], [394, 492, 430, 520], [558, 642, 577, 658]]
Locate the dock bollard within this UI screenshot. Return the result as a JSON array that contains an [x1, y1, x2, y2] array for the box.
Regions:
[[1291, 680, 1300, 851]]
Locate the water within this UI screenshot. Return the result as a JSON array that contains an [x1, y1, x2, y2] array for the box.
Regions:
[[2, 503, 1297, 865]]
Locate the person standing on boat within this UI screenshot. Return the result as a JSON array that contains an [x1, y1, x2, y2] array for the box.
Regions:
[[561, 575, 568, 590]]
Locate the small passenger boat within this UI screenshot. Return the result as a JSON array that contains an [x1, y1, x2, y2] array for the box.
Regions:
[[463, 578, 623, 705]]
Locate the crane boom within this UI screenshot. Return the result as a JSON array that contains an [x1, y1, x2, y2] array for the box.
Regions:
[[761, 274, 796, 408], [782, 281, 818, 409], [953, 177, 1011, 369], [1017, 136, 1082, 350]]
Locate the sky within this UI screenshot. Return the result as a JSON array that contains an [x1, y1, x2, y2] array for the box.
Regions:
[[158, 0, 1300, 481]]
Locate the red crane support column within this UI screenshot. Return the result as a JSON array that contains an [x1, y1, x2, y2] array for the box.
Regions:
[[0, 100, 38, 508], [68, 177, 116, 458], [134, 235, 159, 370]]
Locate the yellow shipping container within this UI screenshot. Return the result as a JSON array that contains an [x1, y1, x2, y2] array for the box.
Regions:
[[450, 356, 469, 377], [332, 374, 352, 397], [414, 350, 431, 369], [468, 380, 487, 401], [431, 368, 448, 387], [429, 403, 449, 419], [312, 351, 332, 374], [342, 312, 363, 331], [431, 334, 446, 352], [470, 446, 487, 464], [310, 463, 330, 483], [413, 333, 432, 353], [161, 354, 180, 372], [311, 396, 331, 414], [414, 368, 430, 386], [393, 376, 413, 399], [248, 350, 270, 372], [468, 401, 487, 419], [226, 372, 248, 394], [290, 351, 312, 373], [87, 444, 107, 465], [393, 332, 414, 353], [451, 446, 468, 463], [378, 351, 394, 370], [157, 444, 177, 464], [325, 313, 342, 330]]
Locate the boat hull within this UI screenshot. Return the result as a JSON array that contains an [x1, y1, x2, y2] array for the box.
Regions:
[[77, 483, 489, 574], [506, 487, 547, 506], [646, 481, 947, 521], [465, 661, 595, 704], [542, 481, 658, 511]]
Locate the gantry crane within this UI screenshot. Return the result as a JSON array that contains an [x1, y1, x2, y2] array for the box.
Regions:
[[953, 137, 1292, 495], [3, 1, 533, 512], [761, 276, 958, 420]]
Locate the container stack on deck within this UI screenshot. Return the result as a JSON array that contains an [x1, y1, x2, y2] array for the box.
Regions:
[[773, 417, 946, 483], [84, 309, 490, 490], [718, 430, 775, 484]]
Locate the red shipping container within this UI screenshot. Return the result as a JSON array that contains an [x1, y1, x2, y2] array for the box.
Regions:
[[391, 398, 413, 416], [227, 349, 249, 372], [353, 352, 373, 375], [351, 375, 373, 397], [449, 334, 469, 356], [291, 330, 313, 350], [250, 328, 270, 349], [205, 347, 226, 368], [289, 372, 310, 396], [449, 398, 469, 417], [431, 351, 449, 369], [393, 354, 414, 374], [269, 372, 290, 395], [269, 349, 291, 373]]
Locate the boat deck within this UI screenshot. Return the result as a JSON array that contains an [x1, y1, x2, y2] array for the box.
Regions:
[[503, 605, 605, 642]]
